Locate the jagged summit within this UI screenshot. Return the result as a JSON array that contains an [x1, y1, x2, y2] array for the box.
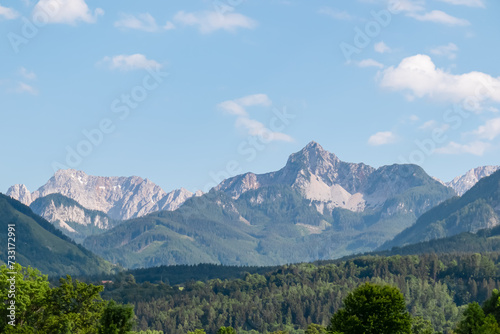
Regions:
[[290, 141, 333, 161], [302, 140, 326, 153], [7, 170, 201, 221], [287, 141, 340, 174], [6, 184, 31, 205], [216, 141, 438, 213], [447, 165, 500, 196]]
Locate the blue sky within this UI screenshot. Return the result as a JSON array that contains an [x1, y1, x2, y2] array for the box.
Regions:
[[1, 0, 500, 194]]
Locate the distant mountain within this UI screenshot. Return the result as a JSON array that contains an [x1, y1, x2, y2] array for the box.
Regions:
[[84, 142, 454, 268], [7, 170, 201, 221], [0, 193, 116, 277], [29, 194, 117, 244], [381, 169, 500, 250], [216, 141, 449, 214], [446, 165, 500, 196]]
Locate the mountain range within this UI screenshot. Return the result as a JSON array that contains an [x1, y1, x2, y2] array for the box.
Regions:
[[7, 170, 202, 221], [81, 142, 456, 267], [3, 141, 499, 269]]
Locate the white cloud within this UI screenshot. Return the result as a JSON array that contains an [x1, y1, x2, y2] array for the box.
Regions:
[[16, 82, 38, 95], [164, 21, 175, 30], [218, 94, 272, 116], [368, 131, 397, 146], [387, 1, 469, 26], [217, 101, 247, 116], [419, 120, 437, 130], [374, 41, 391, 54], [114, 13, 176, 32], [173, 8, 257, 34], [430, 42, 459, 59], [0, 5, 19, 19], [100, 54, 162, 71], [218, 94, 293, 142], [380, 54, 500, 107], [318, 7, 354, 20], [115, 13, 158, 32], [418, 120, 450, 132], [408, 10, 469, 26], [435, 141, 490, 155], [358, 59, 384, 69], [235, 117, 294, 142], [33, 0, 103, 25], [19, 67, 36, 80], [471, 118, 500, 140], [409, 114, 420, 122], [236, 94, 272, 107], [436, 0, 485, 7], [388, 0, 426, 13]]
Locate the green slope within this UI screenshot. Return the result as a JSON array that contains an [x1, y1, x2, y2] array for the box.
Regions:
[[84, 176, 453, 268], [381, 169, 500, 249], [0, 193, 117, 277]]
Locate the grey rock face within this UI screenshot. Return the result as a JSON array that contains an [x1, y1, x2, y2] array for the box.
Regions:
[[447, 166, 500, 196], [216, 141, 439, 214], [7, 170, 200, 221], [6, 184, 32, 205], [34, 199, 111, 231]]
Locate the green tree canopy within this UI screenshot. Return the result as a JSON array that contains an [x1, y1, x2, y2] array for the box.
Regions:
[[0, 263, 49, 332], [217, 327, 237, 334], [305, 323, 327, 334], [327, 282, 412, 334], [99, 300, 135, 334], [482, 289, 500, 323], [455, 302, 485, 334], [0, 264, 136, 334], [454, 290, 500, 334]]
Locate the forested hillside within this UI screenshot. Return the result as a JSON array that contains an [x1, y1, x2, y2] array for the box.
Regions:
[[383, 170, 500, 249], [100, 252, 500, 333], [0, 194, 117, 277]]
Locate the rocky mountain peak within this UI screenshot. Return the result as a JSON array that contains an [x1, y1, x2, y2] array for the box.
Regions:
[[6, 184, 32, 205], [286, 141, 339, 175], [447, 165, 500, 196], [7, 170, 201, 221]]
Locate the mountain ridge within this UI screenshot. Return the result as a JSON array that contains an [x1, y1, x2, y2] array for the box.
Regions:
[[29, 193, 117, 243], [446, 165, 500, 196], [82, 142, 455, 268], [7, 169, 202, 221], [381, 169, 500, 249], [216, 141, 448, 215]]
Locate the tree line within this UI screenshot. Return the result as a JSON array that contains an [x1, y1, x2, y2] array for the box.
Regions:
[[5, 252, 500, 333], [101, 252, 500, 333]]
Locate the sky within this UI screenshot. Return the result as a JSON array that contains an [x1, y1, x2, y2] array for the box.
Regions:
[[1, 0, 500, 194]]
